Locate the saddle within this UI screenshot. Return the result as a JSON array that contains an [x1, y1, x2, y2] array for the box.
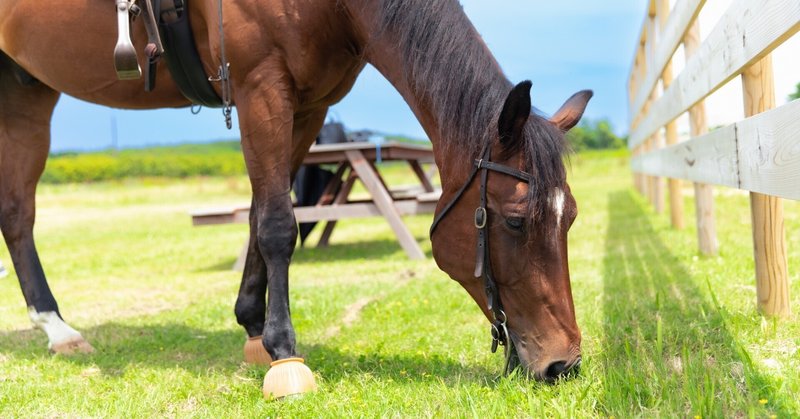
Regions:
[[113, 0, 223, 107]]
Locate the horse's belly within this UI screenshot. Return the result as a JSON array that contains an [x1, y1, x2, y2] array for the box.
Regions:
[[0, 1, 190, 109]]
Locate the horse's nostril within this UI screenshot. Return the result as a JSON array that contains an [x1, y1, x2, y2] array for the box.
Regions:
[[545, 361, 568, 379], [544, 358, 581, 381]]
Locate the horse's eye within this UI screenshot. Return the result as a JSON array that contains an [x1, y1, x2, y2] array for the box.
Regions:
[[505, 217, 525, 231]]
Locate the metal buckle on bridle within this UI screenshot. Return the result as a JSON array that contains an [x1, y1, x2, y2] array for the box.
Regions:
[[490, 309, 508, 353], [474, 207, 487, 229]]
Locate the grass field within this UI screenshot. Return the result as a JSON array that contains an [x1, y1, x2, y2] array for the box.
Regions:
[[0, 150, 798, 417]]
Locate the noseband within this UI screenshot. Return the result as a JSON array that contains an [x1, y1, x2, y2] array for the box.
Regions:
[[430, 145, 533, 374]]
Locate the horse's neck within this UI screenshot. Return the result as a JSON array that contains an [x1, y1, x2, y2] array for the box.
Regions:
[[347, 0, 511, 184]]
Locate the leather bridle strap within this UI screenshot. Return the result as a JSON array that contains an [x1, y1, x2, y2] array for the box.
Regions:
[[429, 146, 532, 236], [430, 145, 533, 375], [475, 159, 532, 183], [429, 154, 483, 237]]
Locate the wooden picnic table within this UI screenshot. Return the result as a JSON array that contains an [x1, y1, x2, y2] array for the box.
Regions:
[[191, 141, 440, 269]]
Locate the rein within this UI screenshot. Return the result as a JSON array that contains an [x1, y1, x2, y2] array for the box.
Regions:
[[430, 145, 532, 375]]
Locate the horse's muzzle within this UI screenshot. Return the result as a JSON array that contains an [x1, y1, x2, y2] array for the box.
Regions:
[[506, 338, 582, 383], [542, 357, 581, 382]]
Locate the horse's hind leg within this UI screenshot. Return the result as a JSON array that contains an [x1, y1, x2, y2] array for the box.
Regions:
[[236, 195, 272, 364], [0, 57, 93, 354]]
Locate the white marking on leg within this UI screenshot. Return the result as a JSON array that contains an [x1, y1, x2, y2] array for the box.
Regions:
[[551, 188, 565, 229], [28, 308, 85, 350]]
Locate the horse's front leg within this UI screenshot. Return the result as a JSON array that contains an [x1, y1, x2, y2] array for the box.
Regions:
[[236, 107, 329, 365], [235, 77, 300, 362]]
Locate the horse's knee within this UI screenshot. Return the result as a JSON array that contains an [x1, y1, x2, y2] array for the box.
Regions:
[[255, 215, 297, 260], [0, 201, 31, 244]]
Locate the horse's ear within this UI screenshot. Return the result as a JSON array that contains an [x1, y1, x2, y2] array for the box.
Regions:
[[498, 81, 532, 145], [550, 90, 593, 131]]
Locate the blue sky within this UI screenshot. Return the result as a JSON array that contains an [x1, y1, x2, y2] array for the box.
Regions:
[[49, 1, 647, 152]]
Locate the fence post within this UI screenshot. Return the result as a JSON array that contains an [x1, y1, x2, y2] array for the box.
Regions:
[[683, 20, 718, 255], [630, 46, 645, 195], [647, 12, 664, 214], [648, 111, 664, 213], [656, 0, 683, 228], [741, 56, 790, 317], [637, 40, 649, 198], [638, 35, 649, 199]]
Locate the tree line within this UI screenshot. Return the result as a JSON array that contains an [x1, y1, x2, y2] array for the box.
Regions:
[[565, 119, 627, 151]]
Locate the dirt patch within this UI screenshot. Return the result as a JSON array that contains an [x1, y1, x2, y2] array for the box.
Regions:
[[321, 269, 418, 339], [322, 297, 378, 339]]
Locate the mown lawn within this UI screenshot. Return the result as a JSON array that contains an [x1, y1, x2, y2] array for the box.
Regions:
[[0, 150, 797, 417]]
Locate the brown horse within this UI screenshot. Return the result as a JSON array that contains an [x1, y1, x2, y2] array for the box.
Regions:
[[0, 0, 591, 382]]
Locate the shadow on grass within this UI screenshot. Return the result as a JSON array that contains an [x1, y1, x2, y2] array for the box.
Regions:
[[299, 343, 494, 386], [599, 190, 791, 417], [293, 238, 433, 264], [295, 239, 403, 263], [0, 323, 245, 377], [0, 322, 487, 386], [197, 237, 433, 273], [201, 258, 240, 272]]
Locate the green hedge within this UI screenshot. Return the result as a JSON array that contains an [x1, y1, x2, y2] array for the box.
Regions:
[[565, 119, 627, 151], [42, 141, 247, 184]]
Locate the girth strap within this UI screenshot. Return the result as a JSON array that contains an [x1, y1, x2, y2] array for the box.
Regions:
[[156, 0, 224, 107]]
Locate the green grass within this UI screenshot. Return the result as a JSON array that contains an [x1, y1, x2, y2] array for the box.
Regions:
[[0, 151, 798, 417]]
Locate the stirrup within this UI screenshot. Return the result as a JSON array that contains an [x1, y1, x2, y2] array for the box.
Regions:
[[114, 0, 141, 79]]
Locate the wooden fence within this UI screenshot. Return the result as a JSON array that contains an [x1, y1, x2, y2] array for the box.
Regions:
[[627, 0, 799, 317]]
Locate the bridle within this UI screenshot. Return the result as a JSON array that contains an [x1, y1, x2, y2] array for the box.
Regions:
[[430, 144, 533, 375]]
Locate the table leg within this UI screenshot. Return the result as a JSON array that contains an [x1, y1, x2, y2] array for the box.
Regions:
[[233, 237, 249, 271], [316, 162, 348, 205], [367, 159, 393, 198], [409, 160, 435, 193], [318, 170, 357, 247], [345, 150, 425, 260]]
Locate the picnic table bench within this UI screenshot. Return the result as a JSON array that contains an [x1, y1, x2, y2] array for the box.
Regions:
[[191, 141, 440, 269]]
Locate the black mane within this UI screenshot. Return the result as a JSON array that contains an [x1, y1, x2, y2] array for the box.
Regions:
[[376, 0, 568, 221]]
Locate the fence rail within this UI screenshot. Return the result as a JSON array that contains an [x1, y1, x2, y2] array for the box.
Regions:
[[628, 0, 798, 317]]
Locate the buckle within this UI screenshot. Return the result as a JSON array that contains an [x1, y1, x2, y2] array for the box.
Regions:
[[490, 317, 509, 354], [493, 309, 507, 324], [474, 207, 487, 229]]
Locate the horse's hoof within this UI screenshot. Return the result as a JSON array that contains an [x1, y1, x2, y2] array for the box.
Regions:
[[262, 357, 317, 399], [50, 336, 95, 355], [244, 335, 272, 365]]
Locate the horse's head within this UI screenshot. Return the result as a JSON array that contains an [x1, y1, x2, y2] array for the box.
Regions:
[[431, 81, 591, 382]]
